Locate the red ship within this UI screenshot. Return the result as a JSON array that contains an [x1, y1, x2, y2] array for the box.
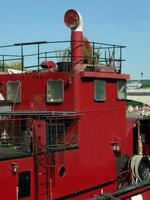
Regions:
[[0, 9, 149, 200]]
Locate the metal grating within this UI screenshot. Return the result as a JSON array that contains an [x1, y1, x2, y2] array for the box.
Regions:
[[46, 118, 79, 152]]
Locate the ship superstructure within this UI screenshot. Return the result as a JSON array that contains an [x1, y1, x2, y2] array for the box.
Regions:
[[0, 9, 149, 200]]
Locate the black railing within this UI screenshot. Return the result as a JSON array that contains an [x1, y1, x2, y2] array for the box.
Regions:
[[0, 41, 126, 73]]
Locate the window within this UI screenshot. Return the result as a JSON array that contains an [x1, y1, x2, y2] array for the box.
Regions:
[[0, 119, 32, 160], [46, 118, 79, 152], [47, 123, 65, 151], [94, 79, 106, 101], [47, 80, 63, 103], [6, 81, 21, 103], [117, 80, 126, 100]]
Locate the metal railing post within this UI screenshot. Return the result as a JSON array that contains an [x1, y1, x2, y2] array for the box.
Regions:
[[21, 45, 24, 72], [38, 44, 40, 71], [120, 47, 122, 73], [45, 52, 47, 61], [2, 55, 5, 72], [113, 45, 115, 67], [92, 42, 95, 70]]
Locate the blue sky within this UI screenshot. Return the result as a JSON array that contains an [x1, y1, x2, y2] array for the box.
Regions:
[[0, 0, 150, 79]]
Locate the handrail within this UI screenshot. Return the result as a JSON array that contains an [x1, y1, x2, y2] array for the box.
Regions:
[[0, 40, 126, 73]]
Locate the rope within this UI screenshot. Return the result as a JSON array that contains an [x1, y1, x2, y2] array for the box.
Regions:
[[131, 155, 143, 184], [131, 155, 150, 184]]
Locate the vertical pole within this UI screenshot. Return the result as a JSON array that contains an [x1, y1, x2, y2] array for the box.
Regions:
[[92, 42, 95, 70], [120, 47, 122, 73], [141, 72, 143, 80], [21, 44, 24, 72], [113, 45, 115, 67], [45, 52, 47, 61], [2, 55, 5, 72], [38, 44, 40, 71]]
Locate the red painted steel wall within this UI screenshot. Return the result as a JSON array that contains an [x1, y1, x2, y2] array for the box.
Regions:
[[0, 157, 34, 200], [0, 71, 132, 199], [50, 74, 128, 199], [0, 72, 75, 111]]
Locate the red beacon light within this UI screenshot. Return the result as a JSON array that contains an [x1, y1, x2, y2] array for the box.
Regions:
[[64, 9, 80, 29]]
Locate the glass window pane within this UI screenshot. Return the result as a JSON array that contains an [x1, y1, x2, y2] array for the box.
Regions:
[[0, 119, 32, 160], [6, 81, 21, 103], [47, 80, 63, 103], [117, 80, 126, 100], [94, 80, 106, 101]]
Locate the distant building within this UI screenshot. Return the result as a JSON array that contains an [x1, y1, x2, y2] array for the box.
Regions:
[[127, 79, 150, 89], [127, 81, 142, 90]]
